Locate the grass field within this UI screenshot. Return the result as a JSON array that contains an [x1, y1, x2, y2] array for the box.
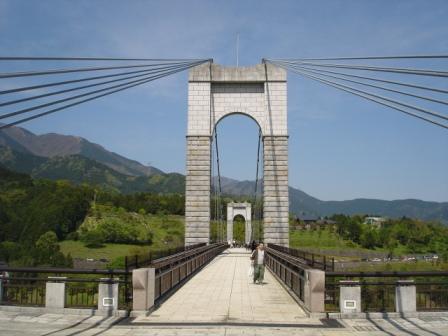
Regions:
[[290, 229, 351, 249], [289, 228, 377, 255], [59, 240, 146, 260], [290, 229, 394, 260]]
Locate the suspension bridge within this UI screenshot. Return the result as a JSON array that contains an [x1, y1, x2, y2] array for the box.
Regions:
[[0, 55, 447, 334]]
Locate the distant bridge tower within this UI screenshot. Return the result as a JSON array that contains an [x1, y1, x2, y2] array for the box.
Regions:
[[185, 62, 289, 246], [227, 202, 252, 244]]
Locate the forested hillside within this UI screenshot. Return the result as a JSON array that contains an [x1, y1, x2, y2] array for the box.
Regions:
[[0, 145, 185, 194], [0, 166, 185, 267]]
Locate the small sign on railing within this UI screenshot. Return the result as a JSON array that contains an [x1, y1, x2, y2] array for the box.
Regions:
[[344, 300, 356, 309], [102, 298, 114, 307]]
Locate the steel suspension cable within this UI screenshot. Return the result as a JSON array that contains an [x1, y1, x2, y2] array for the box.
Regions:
[[0, 56, 207, 61], [0, 61, 203, 120], [289, 66, 448, 122], [0, 60, 203, 79], [212, 126, 223, 242], [0, 61, 207, 129], [253, 128, 262, 242], [0, 64, 192, 96], [214, 127, 223, 241], [277, 64, 448, 95], [284, 64, 448, 108], [258, 135, 264, 242], [276, 55, 448, 61], [0, 63, 192, 107], [273, 59, 448, 78], [211, 130, 216, 241], [270, 62, 448, 130]]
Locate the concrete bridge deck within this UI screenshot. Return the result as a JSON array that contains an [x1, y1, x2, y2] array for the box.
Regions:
[[133, 247, 307, 324]]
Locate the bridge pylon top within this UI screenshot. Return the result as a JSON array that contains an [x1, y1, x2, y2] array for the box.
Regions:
[[188, 62, 286, 83]]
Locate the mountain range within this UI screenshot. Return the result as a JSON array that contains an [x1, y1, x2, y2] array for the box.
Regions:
[[0, 125, 447, 222]]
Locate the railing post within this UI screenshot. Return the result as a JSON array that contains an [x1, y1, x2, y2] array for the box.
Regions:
[[0, 275, 3, 304], [0, 275, 4, 305], [132, 267, 155, 313], [339, 280, 361, 314], [45, 276, 66, 309], [98, 278, 119, 312], [304, 269, 325, 313], [395, 280, 416, 313]]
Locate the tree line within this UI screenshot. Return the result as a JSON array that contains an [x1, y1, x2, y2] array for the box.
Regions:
[[328, 214, 448, 257]]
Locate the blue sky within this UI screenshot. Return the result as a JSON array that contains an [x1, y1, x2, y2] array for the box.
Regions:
[[0, 0, 447, 202]]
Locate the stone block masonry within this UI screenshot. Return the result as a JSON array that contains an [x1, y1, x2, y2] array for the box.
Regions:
[[185, 135, 211, 245], [263, 136, 289, 246], [185, 62, 289, 246]]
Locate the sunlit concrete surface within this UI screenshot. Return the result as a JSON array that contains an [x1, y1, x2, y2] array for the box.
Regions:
[[1, 310, 448, 335], [134, 248, 307, 324]]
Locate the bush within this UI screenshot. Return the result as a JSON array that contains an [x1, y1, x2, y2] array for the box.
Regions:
[[66, 232, 79, 241], [0, 241, 23, 262], [81, 229, 105, 248], [97, 218, 139, 244]]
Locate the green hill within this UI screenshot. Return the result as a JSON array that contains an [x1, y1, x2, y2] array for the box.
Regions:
[[0, 145, 184, 194]]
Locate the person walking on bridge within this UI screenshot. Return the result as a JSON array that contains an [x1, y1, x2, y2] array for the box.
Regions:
[[250, 243, 265, 284], [250, 240, 257, 252]]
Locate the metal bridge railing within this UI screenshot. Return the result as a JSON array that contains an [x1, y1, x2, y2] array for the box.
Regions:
[[268, 243, 335, 271], [265, 245, 320, 309], [325, 271, 448, 313], [124, 242, 207, 270], [0, 267, 130, 310]]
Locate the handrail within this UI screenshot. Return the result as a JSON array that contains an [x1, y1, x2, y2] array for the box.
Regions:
[[151, 244, 217, 270], [155, 244, 226, 277], [0, 267, 129, 275], [327, 271, 448, 277], [268, 243, 334, 271], [266, 247, 312, 270], [125, 242, 207, 269], [0, 276, 126, 283]]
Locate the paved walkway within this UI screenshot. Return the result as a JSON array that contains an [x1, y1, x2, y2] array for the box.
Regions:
[[134, 248, 307, 324]]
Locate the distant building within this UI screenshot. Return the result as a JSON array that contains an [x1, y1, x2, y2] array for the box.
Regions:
[[364, 216, 387, 228], [295, 213, 336, 230], [301, 215, 319, 224]]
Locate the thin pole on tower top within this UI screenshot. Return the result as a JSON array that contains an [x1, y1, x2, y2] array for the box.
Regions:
[[236, 33, 239, 67]]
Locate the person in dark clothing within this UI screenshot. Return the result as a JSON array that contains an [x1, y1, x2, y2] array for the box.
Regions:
[[250, 240, 257, 252]]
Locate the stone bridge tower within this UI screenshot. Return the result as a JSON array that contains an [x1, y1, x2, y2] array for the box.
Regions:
[[185, 62, 289, 246]]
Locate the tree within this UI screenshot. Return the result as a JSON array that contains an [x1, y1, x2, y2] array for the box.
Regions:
[[35, 231, 72, 267], [35, 231, 59, 255], [360, 229, 377, 249]]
